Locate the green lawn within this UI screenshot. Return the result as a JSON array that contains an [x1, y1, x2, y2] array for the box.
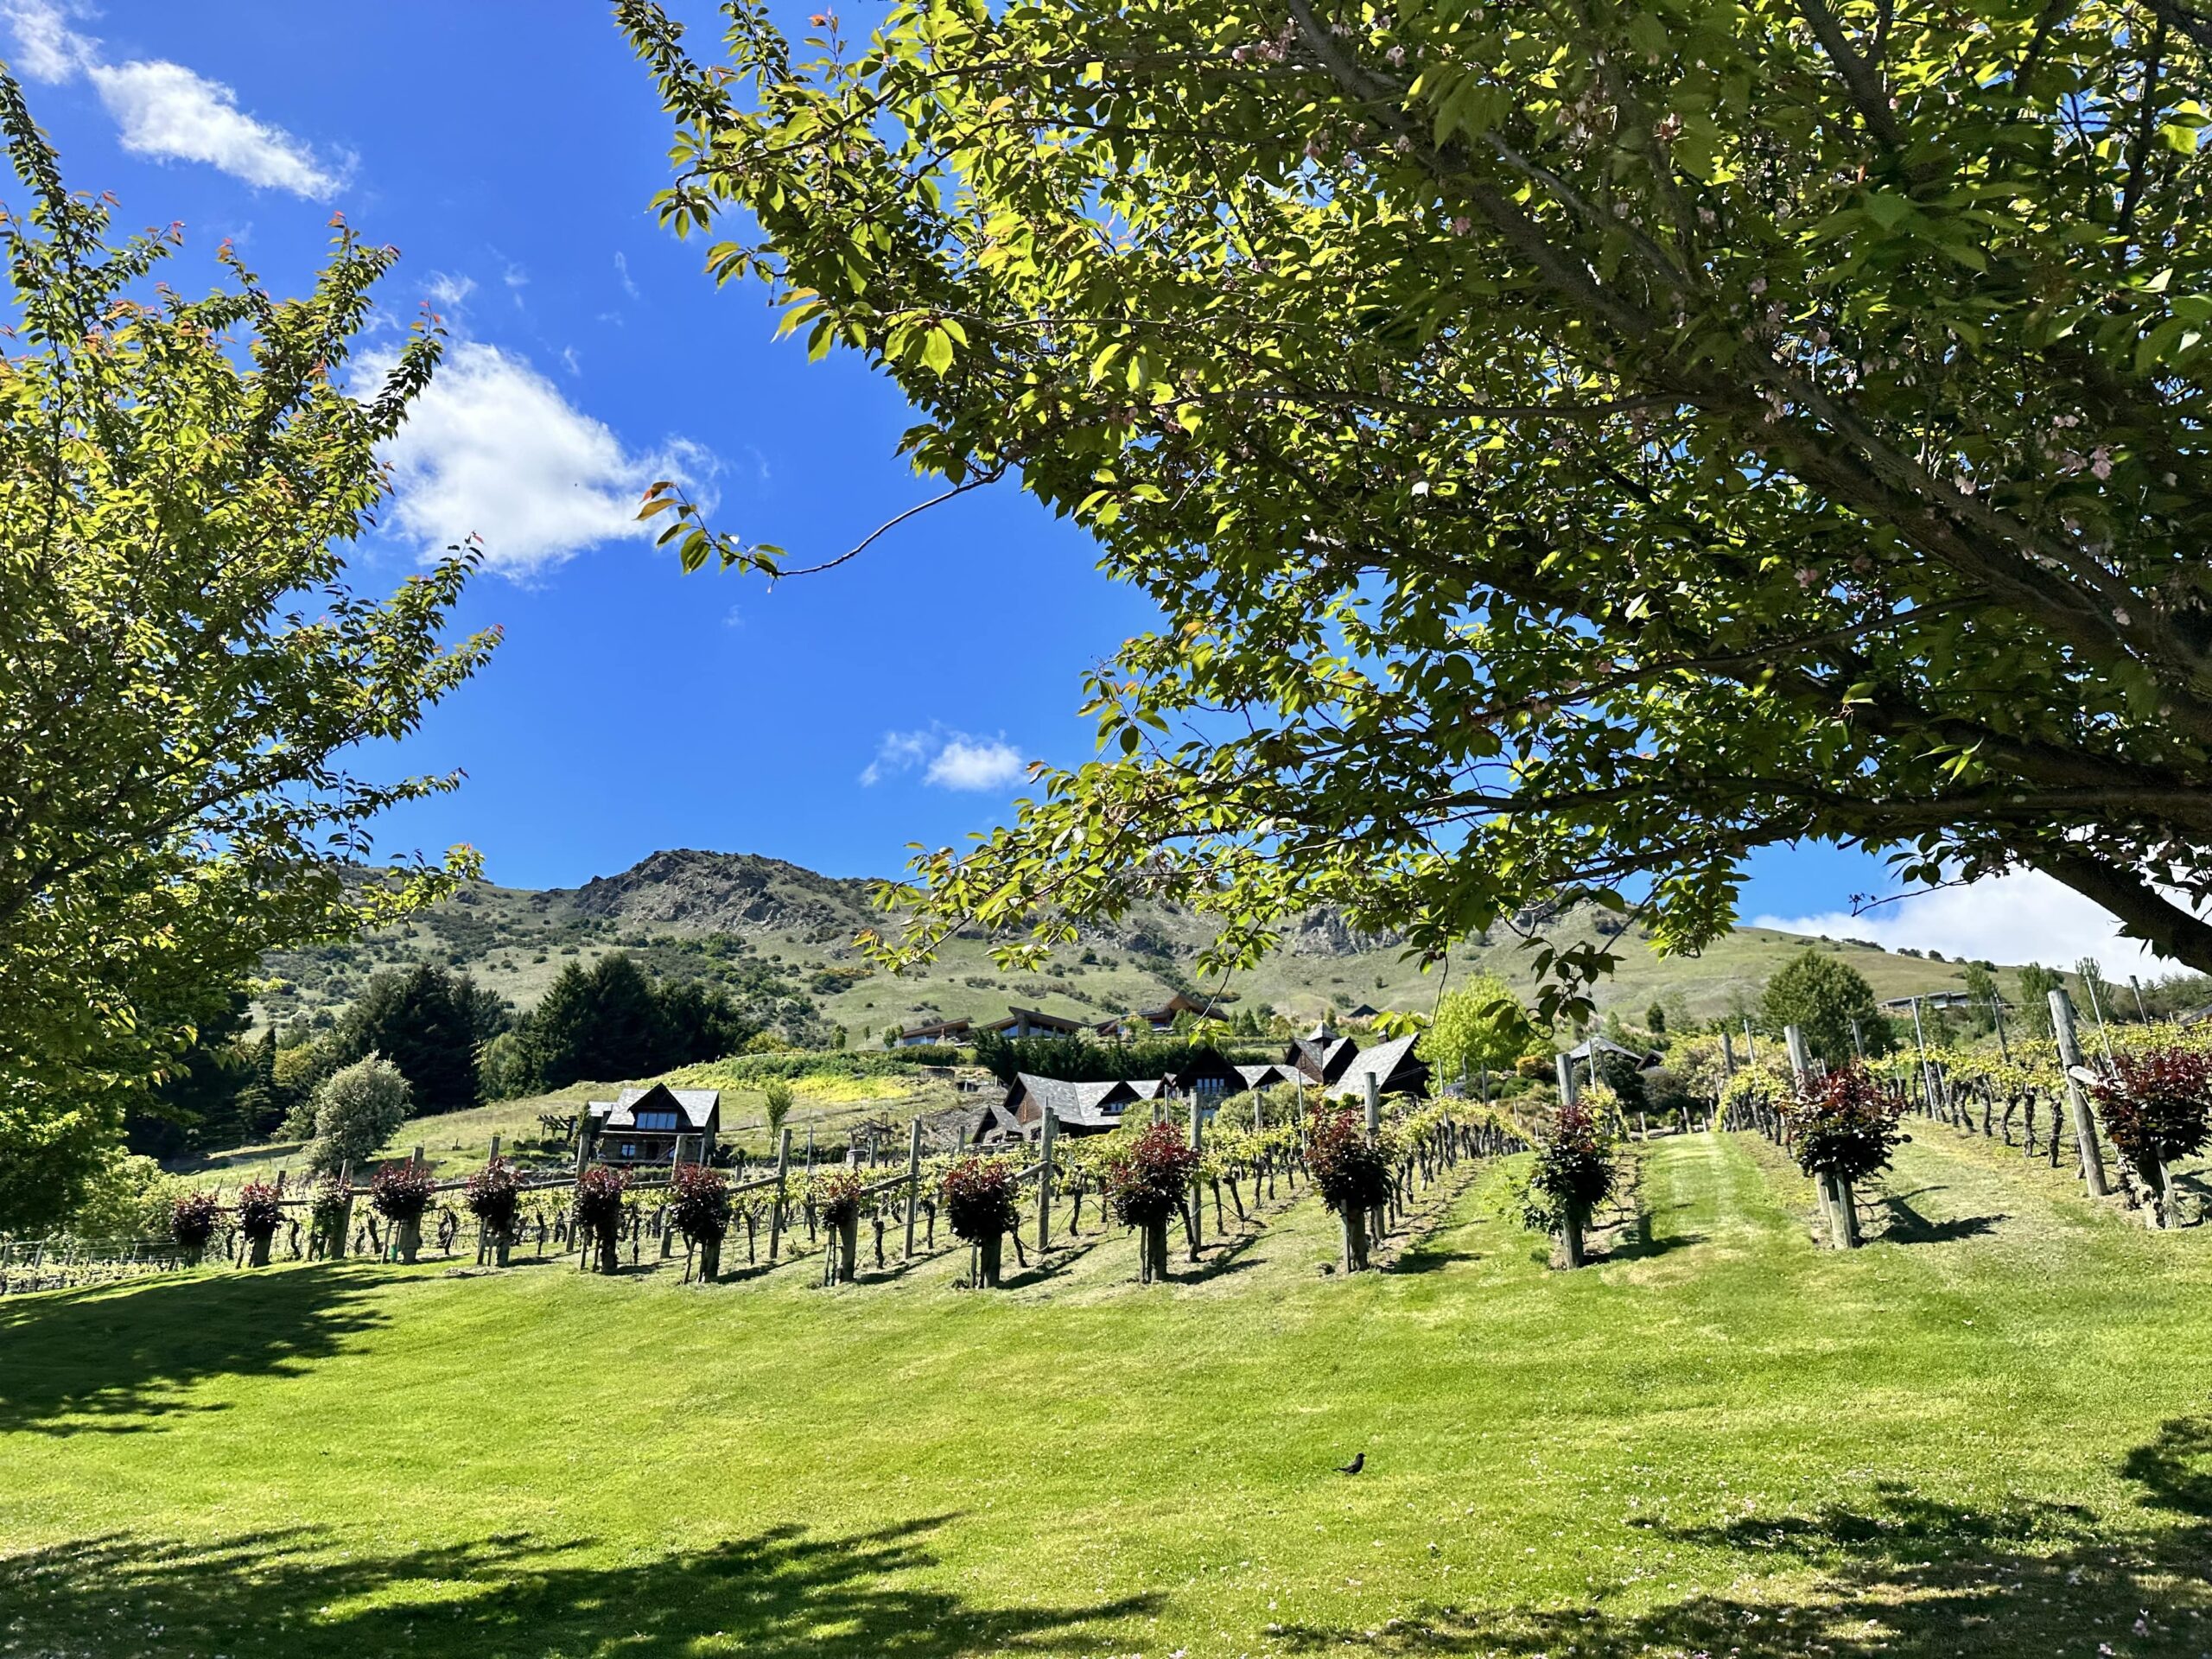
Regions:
[[5, 1132, 2212, 1657]]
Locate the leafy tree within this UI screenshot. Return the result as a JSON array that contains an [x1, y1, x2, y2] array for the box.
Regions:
[[1644, 1003, 1667, 1036], [622, 0, 2212, 1013], [2075, 957, 2120, 1027], [761, 1078, 794, 1139], [303, 1055, 413, 1178], [1960, 961, 2000, 1035], [2016, 962, 2067, 1037], [1418, 976, 1530, 1090], [653, 977, 761, 1068], [0, 78, 493, 1231], [332, 965, 501, 1116], [123, 989, 256, 1160], [1759, 950, 1891, 1065]]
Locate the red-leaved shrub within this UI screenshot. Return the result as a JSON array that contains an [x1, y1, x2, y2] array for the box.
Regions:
[[170, 1191, 220, 1250], [1099, 1121, 1203, 1227], [1785, 1063, 1907, 1184], [1305, 1107, 1393, 1215], [235, 1180, 284, 1241], [370, 1161, 436, 1223], [464, 1158, 524, 1242], [670, 1163, 731, 1244], [938, 1155, 1020, 1242], [2092, 1048, 2212, 1178]]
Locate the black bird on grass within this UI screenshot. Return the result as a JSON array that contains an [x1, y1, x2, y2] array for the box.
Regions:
[[1335, 1452, 1364, 1475]]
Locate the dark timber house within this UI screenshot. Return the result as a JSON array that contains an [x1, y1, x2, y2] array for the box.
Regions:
[[970, 1074, 1170, 1146], [582, 1084, 721, 1166]]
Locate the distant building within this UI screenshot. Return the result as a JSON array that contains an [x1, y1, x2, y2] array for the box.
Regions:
[[1234, 1060, 1304, 1092], [894, 1017, 972, 1046], [1877, 990, 2001, 1014], [978, 1007, 1089, 1039], [1096, 989, 1238, 1038], [1286, 1021, 1361, 1087], [582, 1084, 721, 1166], [970, 1074, 1170, 1145], [1325, 1034, 1431, 1103]]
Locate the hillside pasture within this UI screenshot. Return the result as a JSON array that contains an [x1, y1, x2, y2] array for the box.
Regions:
[[6, 1131, 2212, 1657], [172, 1066, 964, 1186]]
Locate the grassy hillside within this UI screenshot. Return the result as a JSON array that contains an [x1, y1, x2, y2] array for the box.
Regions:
[[7, 1131, 2211, 1657], [260, 849, 2002, 1039], [176, 1063, 974, 1185]]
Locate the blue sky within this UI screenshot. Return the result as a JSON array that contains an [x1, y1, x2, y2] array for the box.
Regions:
[[0, 1, 2159, 973]]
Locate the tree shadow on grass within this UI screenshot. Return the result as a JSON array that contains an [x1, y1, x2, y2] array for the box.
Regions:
[[0, 1263, 391, 1437], [1261, 1454, 2212, 1657], [1874, 1189, 2007, 1245], [0, 1514, 1156, 1659]]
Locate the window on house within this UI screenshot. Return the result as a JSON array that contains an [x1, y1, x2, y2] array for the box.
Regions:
[[634, 1109, 680, 1131], [619, 1142, 638, 1158]]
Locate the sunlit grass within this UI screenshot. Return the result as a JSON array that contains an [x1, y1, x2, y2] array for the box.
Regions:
[[6, 1132, 2211, 1657]]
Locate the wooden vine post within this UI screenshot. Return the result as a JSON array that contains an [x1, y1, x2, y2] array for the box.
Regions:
[[2050, 989, 2111, 1198], [1554, 1054, 1586, 1269], [1186, 1093, 1205, 1258], [1363, 1072, 1387, 1249], [1787, 1025, 1854, 1249], [902, 1116, 923, 1259], [1036, 1105, 1058, 1250], [766, 1128, 792, 1262]]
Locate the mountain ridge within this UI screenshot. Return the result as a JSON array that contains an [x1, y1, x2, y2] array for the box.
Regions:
[[260, 847, 1991, 1042]]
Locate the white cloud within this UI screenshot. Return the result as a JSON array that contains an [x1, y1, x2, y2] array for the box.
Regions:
[[860, 727, 1027, 791], [927, 737, 1026, 791], [1753, 868, 2177, 979], [377, 339, 710, 578], [424, 271, 475, 313], [615, 251, 640, 298], [2, 0, 88, 79], [4, 3, 346, 198]]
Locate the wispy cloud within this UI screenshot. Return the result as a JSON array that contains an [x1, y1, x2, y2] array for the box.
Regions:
[[614, 251, 641, 299], [1753, 868, 2176, 978], [3, 2, 349, 198], [374, 337, 713, 579], [860, 726, 1027, 791]]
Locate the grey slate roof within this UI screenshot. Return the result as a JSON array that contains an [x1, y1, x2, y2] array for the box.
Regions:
[[1327, 1035, 1430, 1100], [587, 1084, 720, 1131]]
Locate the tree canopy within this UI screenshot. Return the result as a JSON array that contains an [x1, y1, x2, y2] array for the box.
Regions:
[[0, 79, 495, 1230], [1759, 948, 1890, 1063], [1417, 975, 1531, 1085], [622, 0, 2212, 1009]]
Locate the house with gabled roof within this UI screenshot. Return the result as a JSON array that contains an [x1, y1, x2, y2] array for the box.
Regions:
[[894, 1016, 973, 1046], [1096, 989, 1239, 1038], [970, 1073, 1172, 1146], [1325, 1034, 1432, 1103], [582, 1084, 721, 1166], [1287, 1020, 1361, 1086]]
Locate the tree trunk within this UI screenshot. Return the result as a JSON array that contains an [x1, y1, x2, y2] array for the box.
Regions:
[[1141, 1217, 1169, 1284], [836, 1213, 860, 1282], [976, 1231, 1002, 1289], [594, 1229, 619, 1275], [493, 1236, 512, 1268], [1341, 1206, 1370, 1273], [698, 1237, 721, 1283], [396, 1218, 422, 1265], [1556, 1205, 1586, 1269], [246, 1231, 272, 1268]]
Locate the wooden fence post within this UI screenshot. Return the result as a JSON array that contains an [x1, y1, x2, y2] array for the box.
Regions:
[[903, 1116, 923, 1259], [768, 1128, 793, 1261], [1363, 1071, 1386, 1248], [1554, 1053, 1585, 1268], [1037, 1106, 1058, 1250], [2050, 989, 2111, 1198], [1187, 1092, 1205, 1255], [1720, 1028, 1737, 1077]]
